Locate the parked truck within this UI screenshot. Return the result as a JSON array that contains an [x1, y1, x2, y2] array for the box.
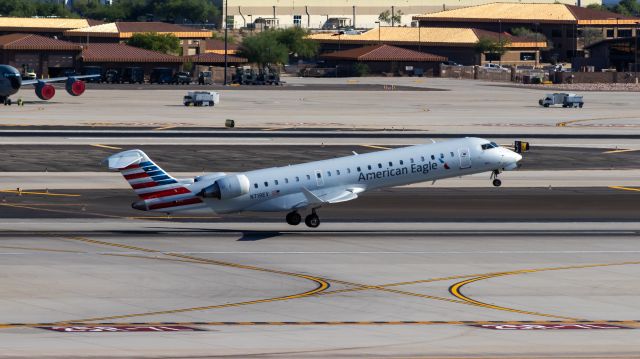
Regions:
[[539, 93, 584, 108], [183, 91, 220, 106]]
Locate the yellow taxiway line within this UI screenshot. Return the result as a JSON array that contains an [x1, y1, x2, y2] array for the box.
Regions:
[[603, 149, 640, 154], [90, 144, 122, 150], [360, 144, 392, 150], [0, 190, 80, 197], [609, 186, 640, 192]]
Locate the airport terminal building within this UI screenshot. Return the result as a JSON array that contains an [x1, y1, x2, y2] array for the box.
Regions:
[[219, 0, 602, 30]]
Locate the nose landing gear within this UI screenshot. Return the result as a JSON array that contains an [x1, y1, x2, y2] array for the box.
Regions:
[[491, 169, 502, 187]]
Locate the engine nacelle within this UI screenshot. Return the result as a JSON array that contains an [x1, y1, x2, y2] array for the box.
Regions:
[[65, 78, 86, 96], [35, 82, 55, 100], [198, 174, 250, 200]]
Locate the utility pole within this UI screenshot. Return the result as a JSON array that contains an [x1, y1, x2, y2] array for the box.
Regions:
[[224, 0, 228, 86], [636, 22, 639, 84], [375, 21, 381, 44]]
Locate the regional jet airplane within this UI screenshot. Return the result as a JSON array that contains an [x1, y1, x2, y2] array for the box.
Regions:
[[107, 137, 522, 227], [0, 64, 98, 105]]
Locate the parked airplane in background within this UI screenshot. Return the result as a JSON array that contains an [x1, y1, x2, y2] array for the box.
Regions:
[[0, 64, 98, 105], [107, 137, 522, 228]]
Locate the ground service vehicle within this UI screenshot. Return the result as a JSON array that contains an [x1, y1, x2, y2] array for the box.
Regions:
[[539, 93, 584, 108], [103, 69, 120, 83], [183, 91, 219, 106], [150, 68, 173, 84], [198, 71, 212, 85], [172, 71, 191, 85], [122, 67, 144, 84]]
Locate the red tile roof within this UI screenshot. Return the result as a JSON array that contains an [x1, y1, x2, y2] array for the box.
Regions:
[[81, 43, 183, 63], [0, 33, 81, 50], [186, 52, 247, 63], [321, 44, 446, 62]]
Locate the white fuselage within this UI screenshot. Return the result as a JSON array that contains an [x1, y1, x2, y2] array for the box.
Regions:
[[179, 137, 522, 214]]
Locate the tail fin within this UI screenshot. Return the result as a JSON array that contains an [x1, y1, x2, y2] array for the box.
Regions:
[[107, 150, 203, 211]]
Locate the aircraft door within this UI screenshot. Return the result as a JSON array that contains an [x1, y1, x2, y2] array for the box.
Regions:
[[458, 148, 471, 169], [314, 170, 324, 187]]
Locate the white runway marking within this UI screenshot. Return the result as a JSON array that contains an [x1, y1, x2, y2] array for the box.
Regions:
[[2, 250, 640, 255]]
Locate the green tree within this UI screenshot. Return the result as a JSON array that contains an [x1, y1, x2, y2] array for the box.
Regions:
[[474, 37, 510, 62], [153, 0, 219, 23], [275, 27, 318, 58], [126, 32, 181, 55], [582, 27, 604, 46], [238, 30, 289, 67], [378, 9, 403, 26], [586, 3, 610, 11], [511, 27, 552, 49]]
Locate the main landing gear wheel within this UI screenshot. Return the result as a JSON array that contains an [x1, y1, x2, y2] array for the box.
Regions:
[[492, 178, 502, 187], [286, 211, 301, 226], [305, 212, 320, 228]]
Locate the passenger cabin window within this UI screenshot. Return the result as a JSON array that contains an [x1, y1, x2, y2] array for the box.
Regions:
[[264, 181, 269, 187], [306, 175, 311, 180], [275, 180, 279, 185], [254, 183, 258, 189], [296, 176, 300, 182], [285, 178, 289, 184], [410, 158, 414, 164], [431, 155, 435, 160], [378, 163, 382, 169], [347, 168, 351, 174], [399, 160, 404, 165], [327, 171, 331, 177], [316, 173, 321, 178], [357, 167, 361, 172], [367, 165, 372, 170], [440, 153, 444, 158], [336, 170, 341, 175], [389, 161, 393, 166], [421, 156, 425, 162], [450, 152, 455, 157]]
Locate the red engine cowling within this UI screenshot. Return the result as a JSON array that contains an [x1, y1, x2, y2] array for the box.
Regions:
[[35, 82, 55, 100], [65, 78, 85, 96]]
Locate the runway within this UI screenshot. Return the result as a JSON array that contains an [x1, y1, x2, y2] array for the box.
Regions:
[[1, 187, 640, 222]]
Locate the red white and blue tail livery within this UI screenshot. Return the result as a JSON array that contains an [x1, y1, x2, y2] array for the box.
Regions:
[[107, 138, 522, 228]]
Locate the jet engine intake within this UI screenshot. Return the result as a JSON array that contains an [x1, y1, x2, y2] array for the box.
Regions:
[[35, 82, 55, 100], [198, 174, 250, 200], [65, 78, 86, 96]]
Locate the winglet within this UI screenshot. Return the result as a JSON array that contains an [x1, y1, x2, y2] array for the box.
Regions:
[[106, 149, 146, 170]]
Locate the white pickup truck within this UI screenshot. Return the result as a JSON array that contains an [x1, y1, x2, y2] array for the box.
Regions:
[[183, 91, 220, 107], [539, 93, 584, 108]]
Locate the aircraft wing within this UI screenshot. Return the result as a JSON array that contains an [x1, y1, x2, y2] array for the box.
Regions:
[[299, 187, 364, 206], [22, 74, 100, 85]]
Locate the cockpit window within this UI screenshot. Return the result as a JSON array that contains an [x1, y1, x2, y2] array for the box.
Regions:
[[481, 142, 500, 150]]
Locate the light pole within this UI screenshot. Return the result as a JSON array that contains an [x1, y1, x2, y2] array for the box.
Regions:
[[375, 21, 381, 44], [633, 22, 640, 85], [418, 22, 421, 52], [224, 0, 228, 86], [498, 19, 502, 65], [535, 22, 539, 68]]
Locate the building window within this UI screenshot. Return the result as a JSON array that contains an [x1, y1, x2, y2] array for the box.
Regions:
[[294, 15, 302, 27], [606, 29, 615, 38], [520, 52, 536, 61], [226, 16, 234, 29], [619, 29, 632, 37]]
